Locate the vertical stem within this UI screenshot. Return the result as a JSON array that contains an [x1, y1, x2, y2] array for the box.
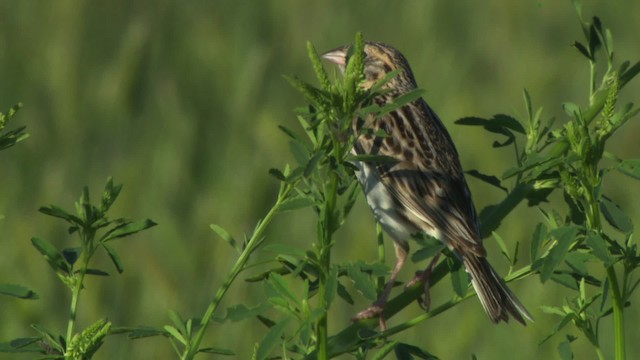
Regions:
[[66, 249, 91, 345], [589, 61, 597, 105], [607, 267, 626, 360], [317, 168, 338, 360], [585, 184, 625, 360]]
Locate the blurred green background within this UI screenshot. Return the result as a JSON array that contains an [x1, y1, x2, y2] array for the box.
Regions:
[[1, 1, 639, 359]]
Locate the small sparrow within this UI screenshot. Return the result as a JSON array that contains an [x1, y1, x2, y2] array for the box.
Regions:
[[322, 41, 532, 328]]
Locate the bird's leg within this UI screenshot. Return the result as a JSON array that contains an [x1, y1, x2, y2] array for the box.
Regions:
[[405, 253, 441, 311], [352, 242, 408, 330]]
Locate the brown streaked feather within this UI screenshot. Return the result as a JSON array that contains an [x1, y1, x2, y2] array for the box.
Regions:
[[354, 97, 485, 257]]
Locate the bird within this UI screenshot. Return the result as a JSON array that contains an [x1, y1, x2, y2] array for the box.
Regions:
[[322, 41, 532, 328]]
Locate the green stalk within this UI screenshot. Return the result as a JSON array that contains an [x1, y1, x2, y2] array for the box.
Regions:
[[607, 266, 625, 360], [583, 173, 625, 360], [66, 229, 96, 348], [66, 255, 90, 344], [317, 169, 339, 360], [183, 182, 295, 360]]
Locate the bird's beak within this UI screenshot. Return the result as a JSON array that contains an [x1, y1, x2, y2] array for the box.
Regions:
[[321, 46, 349, 72]]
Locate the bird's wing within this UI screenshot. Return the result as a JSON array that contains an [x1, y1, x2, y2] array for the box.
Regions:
[[354, 99, 486, 256]]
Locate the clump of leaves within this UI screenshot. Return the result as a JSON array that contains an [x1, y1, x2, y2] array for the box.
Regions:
[[0, 178, 156, 359], [456, 2, 640, 359]]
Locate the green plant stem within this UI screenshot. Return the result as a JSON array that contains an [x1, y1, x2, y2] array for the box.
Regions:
[[589, 61, 597, 105], [183, 182, 295, 360], [66, 240, 94, 346], [583, 173, 625, 360], [317, 170, 339, 360], [607, 266, 625, 360], [66, 266, 86, 343]]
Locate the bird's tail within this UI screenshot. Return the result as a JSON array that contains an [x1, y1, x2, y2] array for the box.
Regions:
[[462, 255, 533, 325]]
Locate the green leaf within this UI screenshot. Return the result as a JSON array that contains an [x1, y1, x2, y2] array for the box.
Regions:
[[62, 247, 82, 266], [83, 268, 109, 276], [226, 303, 271, 322], [394, 343, 439, 360], [101, 219, 157, 242], [263, 243, 307, 259], [38, 205, 82, 225], [279, 196, 315, 212], [572, 41, 592, 60], [411, 236, 445, 263], [448, 257, 468, 298], [100, 177, 122, 213], [121, 326, 166, 339], [478, 183, 532, 237], [268, 168, 286, 182], [585, 233, 613, 266], [102, 243, 124, 273], [289, 139, 309, 167], [0, 284, 39, 300], [167, 310, 186, 334], [198, 347, 235, 355], [530, 223, 547, 262], [492, 231, 510, 263], [0, 337, 43, 353], [558, 339, 574, 360], [30, 324, 65, 354], [540, 227, 579, 283], [163, 325, 186, 345], [465, 169, 507, 192], [550, 273, 578, 290], [346, 263, 377, 301], [617, 159, 640, 180], [31, 237, 71, 274], [325, 266, 338, 308], [600, 197, 633, 234], [210, 224, 238, 252], [255, 317, 290, 360], [267, 273, 299, 305]]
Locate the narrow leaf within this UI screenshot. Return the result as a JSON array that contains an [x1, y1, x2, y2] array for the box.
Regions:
[[540, 227, 579, 283], [38, 205, 82, 225], [210, 224, 238, 252], [268, 273, 299, 305], [31, 237, 70, 274], [448, 257, 468, 298], [226, 303, 271, 322], [617, 159, 640, 180], [102, 243, 124, 273], [255, 317, 290, 360], [585, 233, 613, 265], [600, 197, 633, 234], [279, 196, 315, 212], [163, 325, 186, 345], [101, 219, 157, 242], [0, 284, 39, 300], [198, 347, 235, 355], [465, 169, 507, 192]]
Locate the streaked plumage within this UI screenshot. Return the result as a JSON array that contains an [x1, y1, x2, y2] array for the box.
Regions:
[[323, 41, 532, 326]]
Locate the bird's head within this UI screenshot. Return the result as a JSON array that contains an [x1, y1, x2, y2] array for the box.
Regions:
[[322, 41, 417, 93]]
